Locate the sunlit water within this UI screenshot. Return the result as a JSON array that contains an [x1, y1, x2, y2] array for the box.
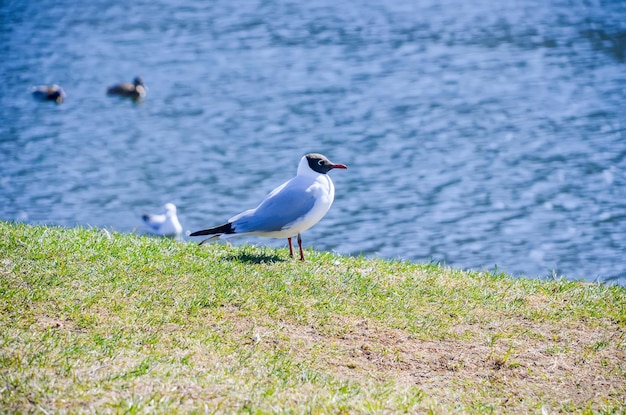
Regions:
[[1, 0, 625, 284]]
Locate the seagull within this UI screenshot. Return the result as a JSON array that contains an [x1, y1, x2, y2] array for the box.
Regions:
[[142, 203, 183, 236], [190, 153, 347, 260], [107, 76, 146, 101], [32, 84, 66, 104]]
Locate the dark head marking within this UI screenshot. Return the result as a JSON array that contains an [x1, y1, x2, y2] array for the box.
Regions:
[[305, 153, 348, 174]]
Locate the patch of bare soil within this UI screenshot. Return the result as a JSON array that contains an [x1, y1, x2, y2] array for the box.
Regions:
[[234, 312, 625, 410]]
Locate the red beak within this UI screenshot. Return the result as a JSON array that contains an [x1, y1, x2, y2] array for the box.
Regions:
[[332, 163, 348, 170]]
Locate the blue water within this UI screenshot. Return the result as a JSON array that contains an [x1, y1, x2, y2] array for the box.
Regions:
[[1, 0, 625, 284]]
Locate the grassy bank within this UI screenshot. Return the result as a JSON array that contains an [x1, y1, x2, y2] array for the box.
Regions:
[[1, 221, 624, 413]]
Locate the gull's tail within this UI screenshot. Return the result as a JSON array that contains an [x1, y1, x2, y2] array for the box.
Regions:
[[190, 222, 235, 245]]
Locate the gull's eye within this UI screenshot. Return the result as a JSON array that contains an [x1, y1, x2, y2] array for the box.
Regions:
[[317, 159, 324, 166]]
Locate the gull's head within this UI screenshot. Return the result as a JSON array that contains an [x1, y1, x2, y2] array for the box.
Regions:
[[299, 153, 348, 176], [164, 203, 177, 216]]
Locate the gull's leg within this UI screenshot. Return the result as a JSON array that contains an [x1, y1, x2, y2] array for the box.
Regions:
[[297, 233, 305, 261], [288, 237, 294, 258]]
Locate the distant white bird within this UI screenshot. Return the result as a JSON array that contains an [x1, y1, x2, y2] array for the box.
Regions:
[[142, 203, 183, 236], [190, 153, 347, 260]]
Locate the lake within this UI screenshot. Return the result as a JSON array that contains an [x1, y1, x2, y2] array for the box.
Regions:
[[1, 0, 625, 284]]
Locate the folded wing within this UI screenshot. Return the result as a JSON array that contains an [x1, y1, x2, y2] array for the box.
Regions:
[[232, 177, 317, 233]]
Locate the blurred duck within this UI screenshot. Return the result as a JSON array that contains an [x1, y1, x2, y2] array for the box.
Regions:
[[107, 76, 146, 101], [142, 203, 183, 237], [32, 84, 66, 104]]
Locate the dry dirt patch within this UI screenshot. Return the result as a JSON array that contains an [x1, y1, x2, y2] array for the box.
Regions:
[[232, 312, 625, 408]]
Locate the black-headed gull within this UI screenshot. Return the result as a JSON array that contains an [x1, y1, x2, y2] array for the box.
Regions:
[[142, 203, 183, 236], [190, 153, 347, 260], [32, 84, 66, 104], [107, 76, 146, 101]]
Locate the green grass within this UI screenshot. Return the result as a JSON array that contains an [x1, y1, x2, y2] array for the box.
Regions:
[[1, 221, 625, 413]]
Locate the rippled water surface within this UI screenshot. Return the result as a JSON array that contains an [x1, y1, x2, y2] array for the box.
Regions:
[[1, 0, 625, 283]]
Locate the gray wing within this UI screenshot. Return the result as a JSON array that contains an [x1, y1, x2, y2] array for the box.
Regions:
[[142, 213, 166, 232], [232, 177, 316, 233]]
